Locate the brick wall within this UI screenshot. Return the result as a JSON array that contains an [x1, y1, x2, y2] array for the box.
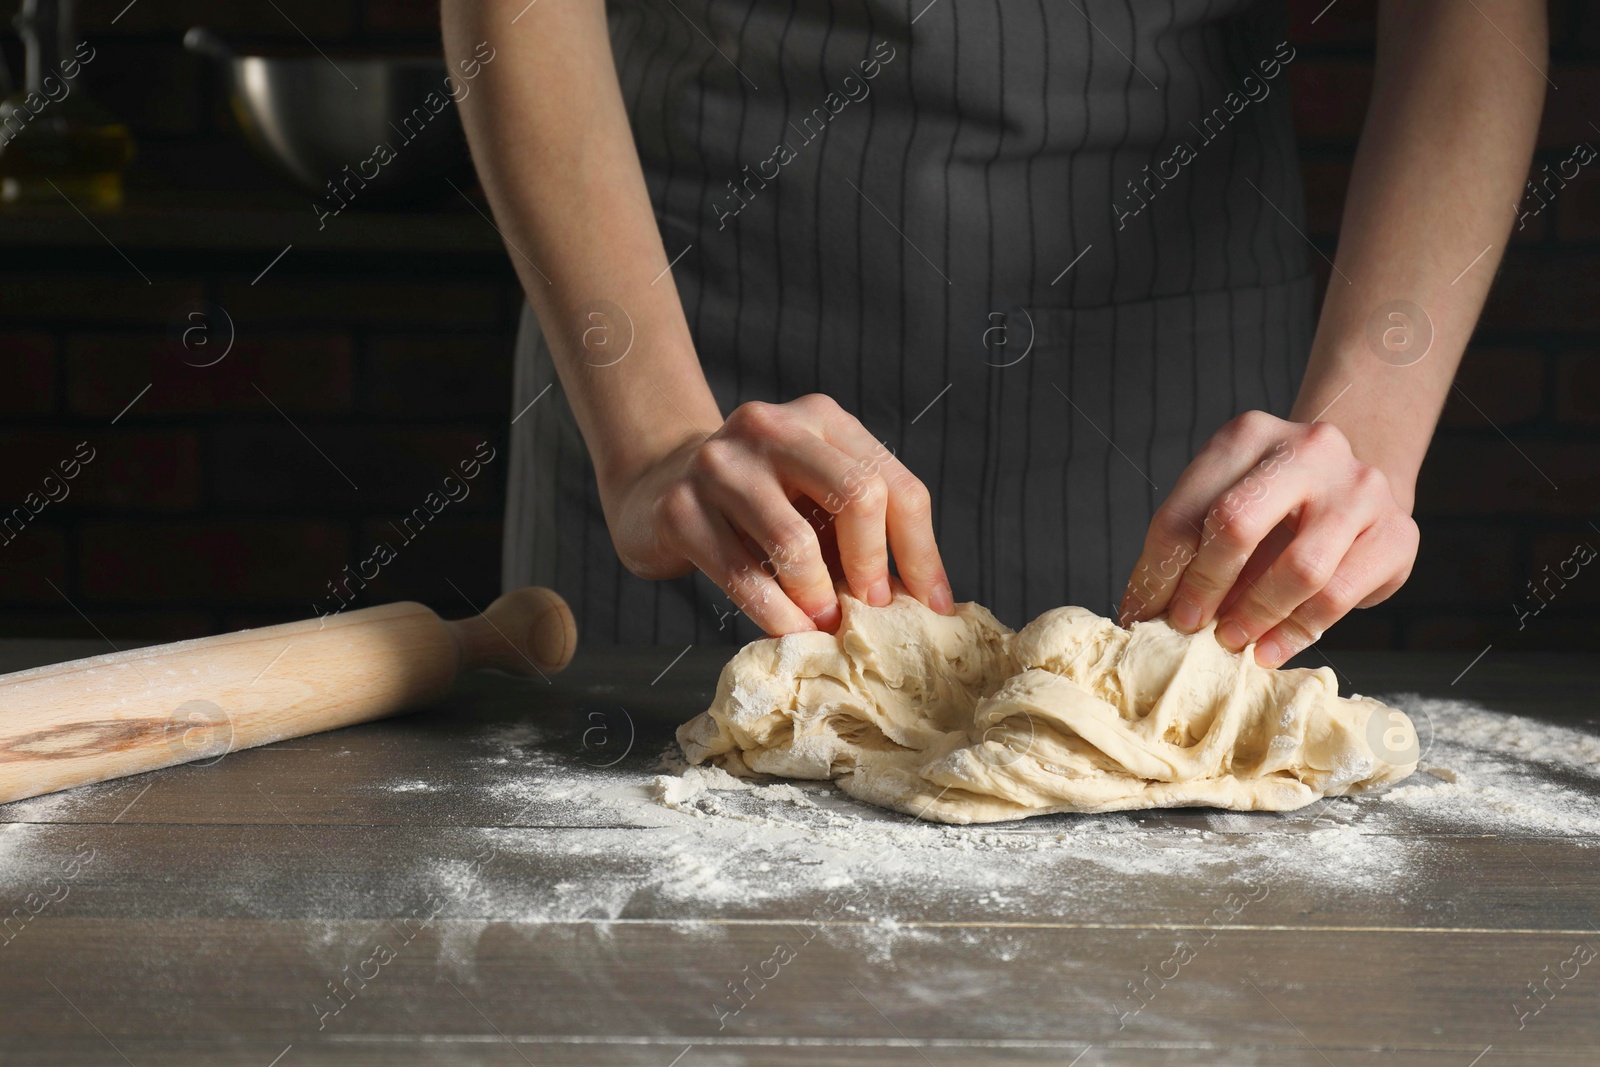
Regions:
[[0, 0, 523, 639], [0, 272, 521, 639], [0, 0, 1596, 650]]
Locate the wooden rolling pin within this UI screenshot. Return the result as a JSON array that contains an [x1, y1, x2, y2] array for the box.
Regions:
[[0, 587, 577, 805]]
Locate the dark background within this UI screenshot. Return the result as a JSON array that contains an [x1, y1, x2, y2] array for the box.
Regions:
[[0, 0, 1595, 653]]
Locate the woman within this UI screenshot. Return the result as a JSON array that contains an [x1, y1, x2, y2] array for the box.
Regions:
[[444, 0, 1544, 662]]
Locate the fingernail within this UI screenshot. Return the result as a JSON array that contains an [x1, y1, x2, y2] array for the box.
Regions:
[[930, 582, 955, 615], [1266, 635, 1313, 667], [1216, 618, 1249, 651], [1169, 598, 1200, 632], [812, 601, 841, 632], [867, 578, 892, 607], [1255, 638, 1283, 667]]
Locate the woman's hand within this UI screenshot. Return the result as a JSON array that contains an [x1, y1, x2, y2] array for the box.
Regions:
[[1119, 411, 1418, 668], [605, 393, 954, 635]]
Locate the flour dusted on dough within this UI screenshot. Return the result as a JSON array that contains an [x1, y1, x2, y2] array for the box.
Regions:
[[676, 594, 1419, 824]]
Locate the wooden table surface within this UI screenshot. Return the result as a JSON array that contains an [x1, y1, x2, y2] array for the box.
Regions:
[[1, 640, 1597, 1066]]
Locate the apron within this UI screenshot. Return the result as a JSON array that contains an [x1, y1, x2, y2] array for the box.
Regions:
[[503, 0, 1314, 644]]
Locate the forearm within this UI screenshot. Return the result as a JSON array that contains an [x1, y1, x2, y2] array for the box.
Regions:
[[441, 0, 722, 500], [1289, 0, 1546, 511]]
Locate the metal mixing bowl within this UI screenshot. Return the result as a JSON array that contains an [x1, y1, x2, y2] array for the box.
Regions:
[[185, 27, 471, 207]]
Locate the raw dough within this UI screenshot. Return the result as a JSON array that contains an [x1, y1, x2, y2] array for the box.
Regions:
[[676, 593, 1419, 824]]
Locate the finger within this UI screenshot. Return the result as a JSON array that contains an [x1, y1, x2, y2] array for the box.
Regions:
[[679, 438, 836, 630], [1164, 435, 1324, 633], [1120, 413, 1291, 625], [796, 495, 844, 577], [1216, 521, 1295, 617], [1212, 494, 1378, 652], [1253, 518, 1415, 667], [706, 474, 840, 630], [668, 496, 817, 637], [880, 459, 953, 613], [801, 396, 953, 613], [826, 462, 891, 607], [760, 431, 893, 608]]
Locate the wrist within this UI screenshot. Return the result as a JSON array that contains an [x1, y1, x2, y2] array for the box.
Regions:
[[1310, 422, 1421, 515], [543, 319, 722, 507], [1290, 372, 1427, 517], [594, 422, 714, 512], [1384, 473, 1417, 516]]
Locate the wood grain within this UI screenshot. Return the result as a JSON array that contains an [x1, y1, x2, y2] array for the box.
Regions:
[[0, 641, 1596, 1065], [0, 587, 574, 805]]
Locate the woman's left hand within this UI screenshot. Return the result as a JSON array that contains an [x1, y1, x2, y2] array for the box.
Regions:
[[1119, 411, 1419, 668]]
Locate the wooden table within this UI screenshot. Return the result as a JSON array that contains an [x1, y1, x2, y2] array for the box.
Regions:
[[1, 640, 1597, 1066]]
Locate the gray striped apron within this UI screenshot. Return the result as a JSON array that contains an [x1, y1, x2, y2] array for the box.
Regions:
[[503, 0, 1314, 645]]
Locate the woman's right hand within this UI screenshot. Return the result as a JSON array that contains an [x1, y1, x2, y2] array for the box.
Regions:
[[604, 393, 954, 635]]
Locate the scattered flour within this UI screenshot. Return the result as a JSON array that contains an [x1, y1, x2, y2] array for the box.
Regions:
[[392, 693, 1600, 928], [4, 695, 1592, 938], [1377, 693, 1600, 835], [0, 786, 100, 885], [1401, 694, 1600, 778]]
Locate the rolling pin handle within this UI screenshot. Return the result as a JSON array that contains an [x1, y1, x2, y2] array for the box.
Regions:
[[445, 586, 577, 678]]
